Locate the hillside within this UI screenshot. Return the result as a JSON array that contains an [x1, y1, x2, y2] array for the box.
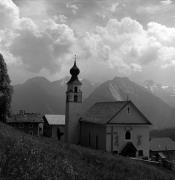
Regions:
[[11, 76, 96, 114], [0, 122, 174, 180], [82, 77, 175, 129]]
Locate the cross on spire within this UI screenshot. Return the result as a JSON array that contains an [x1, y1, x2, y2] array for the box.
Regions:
[[74, 54, 77, 64]]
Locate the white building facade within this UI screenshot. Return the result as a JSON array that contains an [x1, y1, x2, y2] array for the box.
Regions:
[[80, 101, 151, 158]]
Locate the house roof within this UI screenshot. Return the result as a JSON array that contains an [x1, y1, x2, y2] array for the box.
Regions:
[[150, 137, 175, 151], [44, 114, 65, 125], [80, 101, 151, 125], [7, 114, 43, 123]]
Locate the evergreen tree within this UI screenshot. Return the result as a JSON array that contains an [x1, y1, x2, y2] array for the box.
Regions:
[[0, 53, 13, 122]]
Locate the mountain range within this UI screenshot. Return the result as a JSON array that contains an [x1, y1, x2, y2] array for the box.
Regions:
[[12, 76, 97, 114], [144, 80, 175, 108], [82, 77, 175, 129], [11, 76, 175, 129]]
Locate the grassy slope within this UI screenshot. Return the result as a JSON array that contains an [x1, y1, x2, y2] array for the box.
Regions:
[[0, 123, 174, 180]]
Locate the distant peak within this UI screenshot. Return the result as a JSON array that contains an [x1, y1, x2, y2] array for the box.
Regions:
[[112, 76, 130, 82], [25, 76, 50, 84]]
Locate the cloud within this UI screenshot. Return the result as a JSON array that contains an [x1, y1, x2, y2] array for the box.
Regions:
[[79, 18, 153, 74], [76, 17, 175, 78], [1, 0, 175, 84], [0, 0, 76, 75], [66, 2, 79, 15], [161, 0, 173, 5], [0, 0, 19, 29], [9, 19, 76, 73]]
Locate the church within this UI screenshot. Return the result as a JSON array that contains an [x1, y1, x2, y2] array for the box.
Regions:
[[46, 60, 152, 158]]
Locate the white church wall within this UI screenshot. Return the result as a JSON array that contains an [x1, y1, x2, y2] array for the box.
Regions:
[[106, 125, 150, 157]]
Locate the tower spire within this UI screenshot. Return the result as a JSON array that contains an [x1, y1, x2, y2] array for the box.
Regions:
[[74, 54, 76, 63], [67, 55, 81, 85]]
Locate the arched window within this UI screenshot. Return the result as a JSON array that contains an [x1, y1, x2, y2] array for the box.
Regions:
[[74, 95, 78, 102], [125, 131, 131, 140], [74, 86, 78, 93]]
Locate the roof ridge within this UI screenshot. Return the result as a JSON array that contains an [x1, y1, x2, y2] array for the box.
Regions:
[[94, 101, 130, 105]]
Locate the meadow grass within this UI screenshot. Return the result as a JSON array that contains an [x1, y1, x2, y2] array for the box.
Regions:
[[0, 122, 174, 180]]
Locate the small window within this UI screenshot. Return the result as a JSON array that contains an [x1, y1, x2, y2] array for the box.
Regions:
[[74, 86, 78, 93], [138, 150, 143, 156], [125, 131, 131, 140], [29, 131, 33, 136], [74, 95, 78, 102]]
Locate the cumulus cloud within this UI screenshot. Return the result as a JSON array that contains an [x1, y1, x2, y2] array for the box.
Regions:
[[0, 0, 76, 75], [78, 18, 154, 75], [161, 0, 173, 5], [9, 19, 76, 73], [76, 17, 175, 77], [1, 0, 175, 84], [0, 0, 19, 29]]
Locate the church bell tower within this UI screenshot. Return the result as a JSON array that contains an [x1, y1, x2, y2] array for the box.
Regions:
[[65, 57, 82, 144]]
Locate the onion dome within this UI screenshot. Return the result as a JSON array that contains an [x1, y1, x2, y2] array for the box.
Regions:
[[70, 61, 80, 76], [67, 60, 81, 85]]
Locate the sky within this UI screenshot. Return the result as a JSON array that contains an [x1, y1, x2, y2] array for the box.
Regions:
[[1, 0, 175, 85]]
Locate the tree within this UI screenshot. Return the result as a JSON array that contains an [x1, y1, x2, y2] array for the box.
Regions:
[[0, 53, 13, 122]]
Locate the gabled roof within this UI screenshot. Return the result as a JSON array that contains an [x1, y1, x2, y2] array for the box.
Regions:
[[81, 101, 126, 124], [150, 137, 175, 151], [7, 114, 43, 123], [80, 101, 151, 125], [44, 114, 65, 125]]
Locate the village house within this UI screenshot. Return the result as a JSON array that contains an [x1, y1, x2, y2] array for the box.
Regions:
[[7, 110, 43, 136], [150, 137, 175, 161], [64, 60, 152, 158], [43, 114, 65, 141]]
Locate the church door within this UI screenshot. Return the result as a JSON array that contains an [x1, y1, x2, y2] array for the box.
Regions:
[[120, 142, 137, 157]]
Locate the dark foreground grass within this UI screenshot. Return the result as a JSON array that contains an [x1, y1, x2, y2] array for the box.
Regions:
[[0, 122, 174, 180]]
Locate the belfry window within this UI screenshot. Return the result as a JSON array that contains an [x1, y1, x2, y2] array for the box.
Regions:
[[74, 95, 78, 102], [125, 131, 131, 140], [74, 86, 78, 93]]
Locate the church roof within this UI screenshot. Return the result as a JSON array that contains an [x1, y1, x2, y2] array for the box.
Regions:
[[44, 114, 65, 125], [7, 114, 43, 123], [80, 101, 151, 125], [150, 137, 175, 151]]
